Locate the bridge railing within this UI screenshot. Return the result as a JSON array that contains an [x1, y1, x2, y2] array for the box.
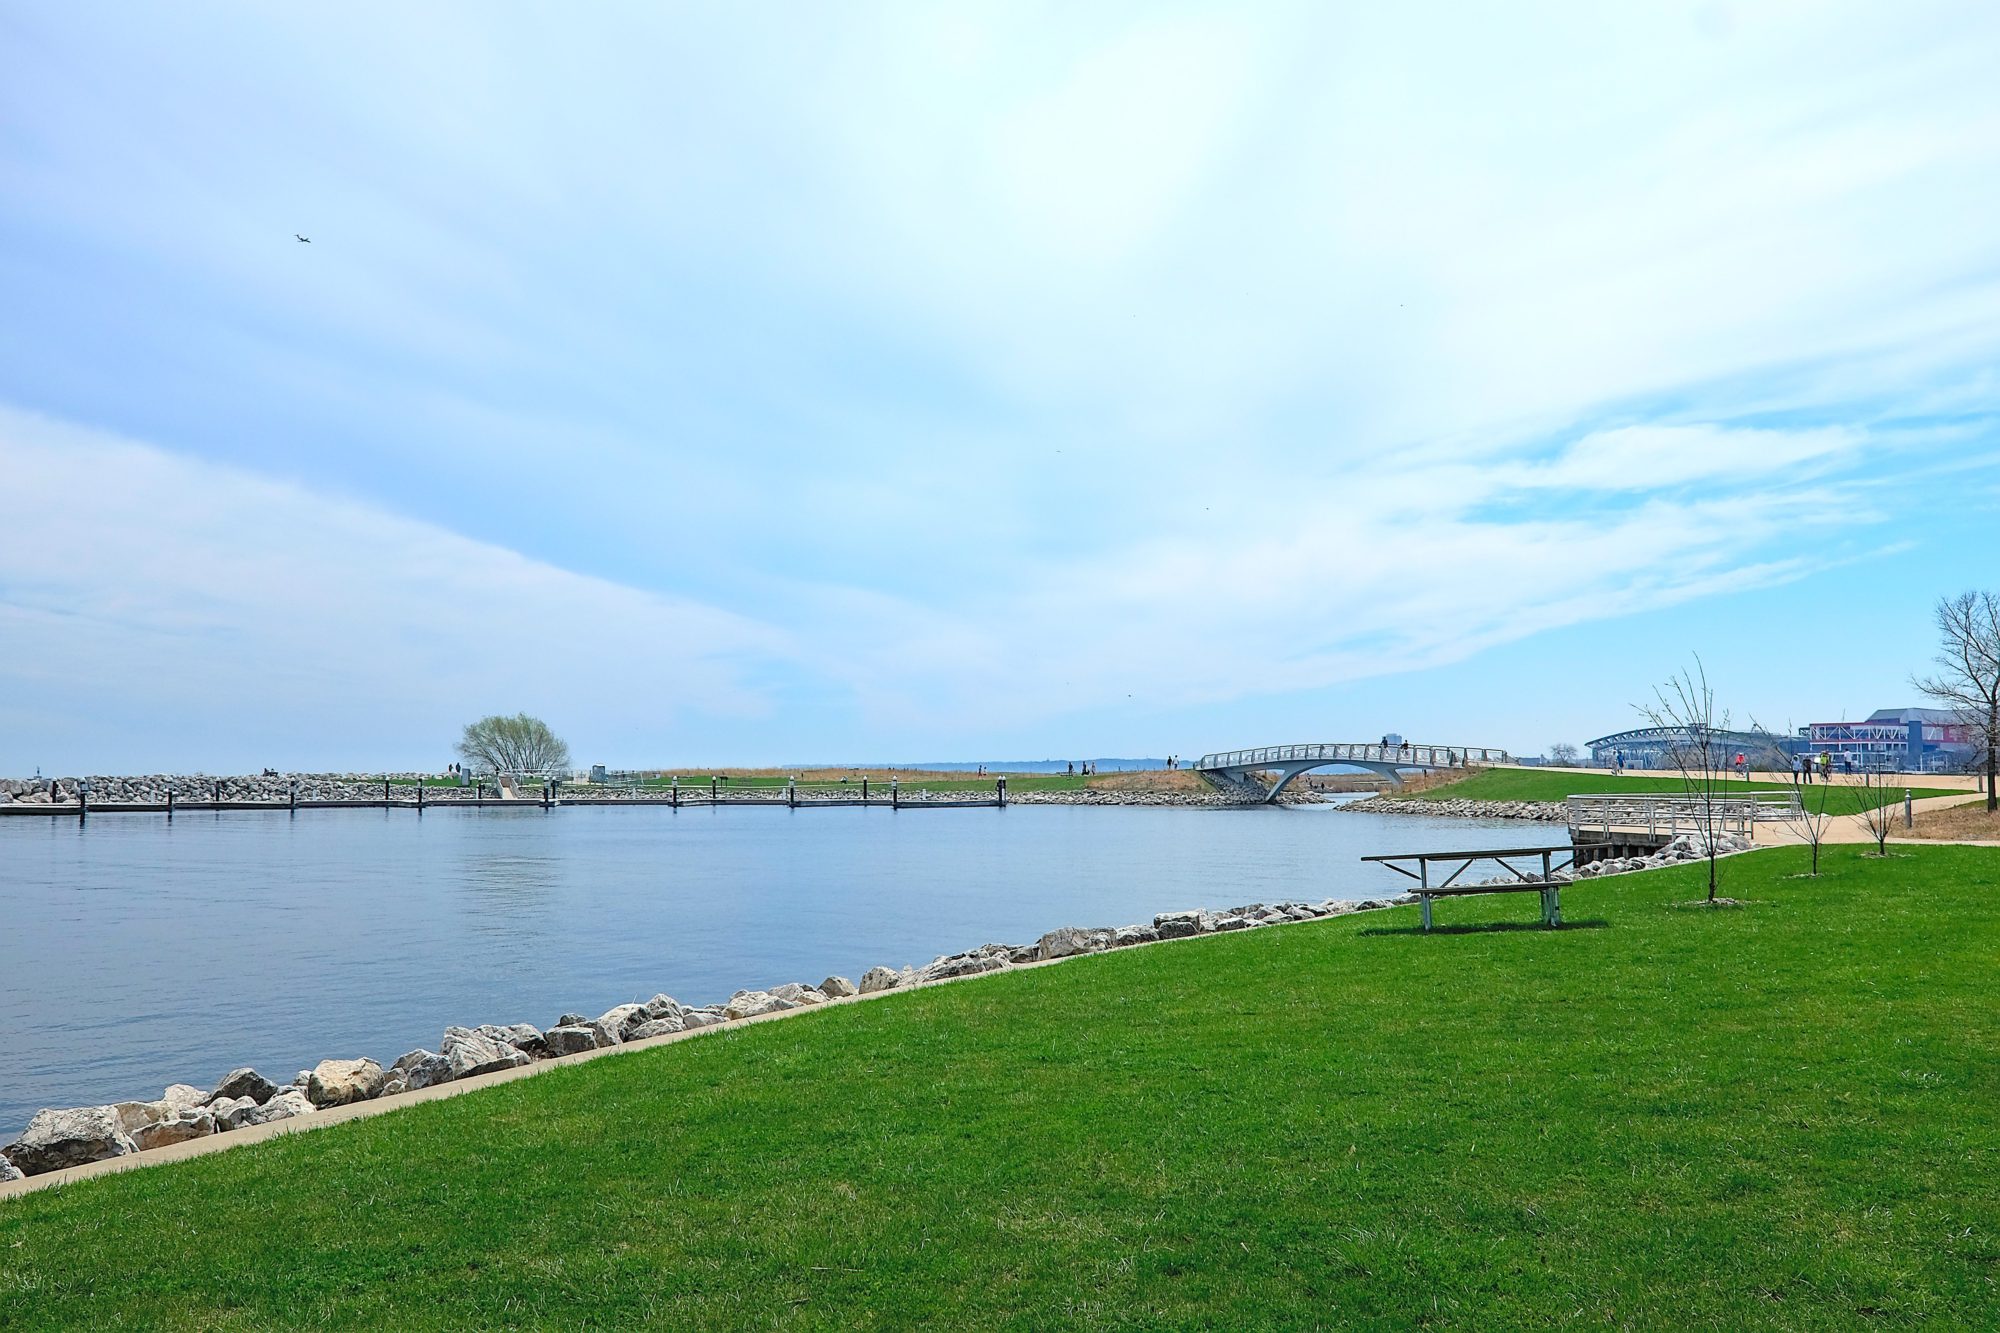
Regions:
[[1196, 742, 1511, 771], [1566, 792, 1799, 838]]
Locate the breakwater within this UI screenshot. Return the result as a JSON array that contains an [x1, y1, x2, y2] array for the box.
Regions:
[[0, 773, 1312, 814]]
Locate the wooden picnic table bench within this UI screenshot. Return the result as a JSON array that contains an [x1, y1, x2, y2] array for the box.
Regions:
[[1359, 844, 1577, 931]]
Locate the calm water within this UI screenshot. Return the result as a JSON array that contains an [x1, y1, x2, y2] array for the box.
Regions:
[[0, 801, 1555, 1133]]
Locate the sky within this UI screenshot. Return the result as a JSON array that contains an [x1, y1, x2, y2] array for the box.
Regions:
[[3, 1, 2000, 773]]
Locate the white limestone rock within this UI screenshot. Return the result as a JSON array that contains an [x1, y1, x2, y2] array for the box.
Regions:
[[858, 966, 902, 994], [305, 1057, 386, 1108], [724, 990, 797, 1020], [3, 1106, 137, 1175]]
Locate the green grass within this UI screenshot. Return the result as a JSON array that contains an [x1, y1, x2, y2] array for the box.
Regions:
[[1409, 766, 1958, 815], [5, 847, 1997, 1329]]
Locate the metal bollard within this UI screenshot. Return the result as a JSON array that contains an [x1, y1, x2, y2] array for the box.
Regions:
[[711, 776, 719, 804], [862, 777, 869, 804], [383, 778, 391, 808], [289, 779, 298, 813], [997, 776, 1007, 808], [166, 787, 175, 819], [891, 777, 899, 809], [78, 779, 90, 824], [417, 781, 425, 813], [671, 775, 679, 809], [1905, 789, 1914, 829]]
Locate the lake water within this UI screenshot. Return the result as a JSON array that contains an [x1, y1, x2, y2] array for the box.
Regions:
[[0, 800, 1557, 1134]]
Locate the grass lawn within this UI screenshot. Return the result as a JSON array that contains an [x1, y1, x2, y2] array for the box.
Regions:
[[1407, 766, 1958, 816], [4, 846, 1997, 1329]]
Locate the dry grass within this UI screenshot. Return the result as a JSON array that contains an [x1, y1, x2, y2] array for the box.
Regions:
[[1903, 793, 2000, 842], [1082, 768, 1210, 793]]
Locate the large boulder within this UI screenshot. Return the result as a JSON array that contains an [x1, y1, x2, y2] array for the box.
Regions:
[[112, 1099, 177, 1135], [0, 1153, 22, 1182], [239, 1088, 315, 1127], [680, 1009, 727, 1030], [3, 1106, 137, 1175], [163, 1083, 211, 1110], [626, 1016, 686, 1041], [858, 966, 902, 994], [1036, 926, 1115, 961], [133, 1108, 216, 1151], [820, 975, 858, 999], [544, 1024, 601, 1057], [724, 990, 797, 1020], [592, 1004, 647, 1047], [477, 1024, 549, 1060], [1113, 923, 1161, 947], [917, 953, 1006, 982], [769, 983, 830, 1005], [441, 1027, 533, 1080], [386, 1048, 452, 1092], [640, 995, 684, 1021], [1152, 910, 1206, 939], [209, 1068, 280, 1106], [208, 1096, 258, 1130], [305, 1057, 386, 1108]]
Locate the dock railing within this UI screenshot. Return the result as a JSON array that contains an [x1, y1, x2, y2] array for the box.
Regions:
[[1566, 792, 1799, 838]]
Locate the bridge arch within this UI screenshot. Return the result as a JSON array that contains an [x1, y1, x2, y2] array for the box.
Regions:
[[1194, 741, 1511, 804]]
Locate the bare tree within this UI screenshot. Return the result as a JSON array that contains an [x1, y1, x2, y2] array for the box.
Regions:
[[1547, 741, 1581, 766], [1913, 590, 2000, 813], [1853, 765, 1898, 855], [1752, 722, 1829, 875], [1638, 658, 1732, 903], [457, 713, 572, 776]]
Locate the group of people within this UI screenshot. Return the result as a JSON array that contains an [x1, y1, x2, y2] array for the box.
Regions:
[[1064, 761, 1100, 776], [1789, 751, 1854, 783]]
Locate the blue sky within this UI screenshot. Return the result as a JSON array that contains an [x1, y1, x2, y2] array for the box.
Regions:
[[3, 2, 1999, 772]]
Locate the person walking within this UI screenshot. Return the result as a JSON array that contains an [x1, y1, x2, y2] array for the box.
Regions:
[[1791, 754, 1804, 785]]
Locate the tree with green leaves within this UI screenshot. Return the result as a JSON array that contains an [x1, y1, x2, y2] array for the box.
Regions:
[[456, 713, 571, 776]]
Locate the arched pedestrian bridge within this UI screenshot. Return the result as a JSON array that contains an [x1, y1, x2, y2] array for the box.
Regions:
[[1195, 741, 1513, 803]]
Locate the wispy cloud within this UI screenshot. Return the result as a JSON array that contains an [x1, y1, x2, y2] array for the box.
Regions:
[[3, 3, 1999, 762]]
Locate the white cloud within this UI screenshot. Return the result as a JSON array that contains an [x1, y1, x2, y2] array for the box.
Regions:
[[1524, 425, 1864, 491], [0, 409, 791, 769]]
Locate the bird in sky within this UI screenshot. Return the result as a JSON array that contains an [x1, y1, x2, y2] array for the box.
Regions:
[[294, 234, 311, 243]]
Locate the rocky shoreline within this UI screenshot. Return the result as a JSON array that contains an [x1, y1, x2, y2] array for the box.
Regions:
[[1335, 795, 1568, 821], [0, 891, 1407, 1183], [0, 774, 1317, 810]]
